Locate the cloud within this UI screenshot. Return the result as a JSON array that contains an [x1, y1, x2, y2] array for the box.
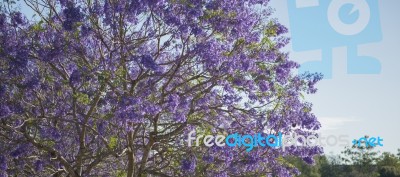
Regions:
[[318, 117, 359, 131]]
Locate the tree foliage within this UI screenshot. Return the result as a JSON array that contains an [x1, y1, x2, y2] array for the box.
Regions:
[[0, 0, 322, 176]]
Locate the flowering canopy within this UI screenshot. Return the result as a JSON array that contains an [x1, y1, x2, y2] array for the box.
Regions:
[[0, 0, 322, 176]]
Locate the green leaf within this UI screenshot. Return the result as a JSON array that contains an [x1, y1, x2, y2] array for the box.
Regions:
[[115, 170, 127, 177], [74, 92, 90, 105], [109, 136, 118, 149]]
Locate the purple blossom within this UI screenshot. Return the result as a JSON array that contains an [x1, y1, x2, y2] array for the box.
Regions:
[[145, 104, 161, 115], [0, 14, 6, 28], [103, 0, 112, 25], [119, 96, 138, 107], [59, 0, 68, 7], [163, 41, 171, 48], [9, 49, 29, 74], [275, 23, 288, 35], [62, 4, 83, 31], [258, 80, 269, 92], [10, 145, 26, 157], [181, 157, 196, 173], [140, 55, 159, 71], [24, 74, 40, 89], [241, 59, 252, 71], [97, 121, 107, 135], [166, 94, 179, 112], [188, 9, 202, 18], [69, 69, 82, 86], [0, 155, 7, 171], [144, 0, 158, 7], [178, 24, 189, 34], [202, 155, 214, 163], [248, 92, 257, 101], [90, 0, 102, 14], [10, 103, 24, 115], [0, 85, 5, 98], [10, 12, 25, 26], [174, 112, 186, 123], [34, 160, 43, 172], [81, 25, 92, 36], [49, 128, 62, 140], [233, 78, 243, 86], [302, 156, 314, 165], [0, 106, 10, 119], [116, 107, 143, 123], [0, 171, 7, 177], [165, 15, 180, 26]]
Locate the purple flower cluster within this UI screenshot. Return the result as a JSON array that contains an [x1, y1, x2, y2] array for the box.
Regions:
[[0, 155, 7, 171], [181, 156, 196, 174], [34, 160, 44, 172], [0, 105, 11, 119], [10, 145, 26, 158], [69, 70, 81, 88], [10, 12, 25, 26], [62, 4, 83, 31], [140, 55, 159, 71], [0, 14, 6, 28]]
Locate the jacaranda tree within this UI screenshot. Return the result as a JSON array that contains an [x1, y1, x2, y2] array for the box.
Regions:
[[0, 0, 323, 176]]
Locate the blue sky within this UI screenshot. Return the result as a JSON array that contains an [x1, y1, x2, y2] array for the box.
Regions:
[[270, 0, 400, 154]]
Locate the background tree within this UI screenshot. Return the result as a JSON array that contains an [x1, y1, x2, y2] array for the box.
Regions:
[[377, 152, 400, 177], [291, 151, 400, 177], [288, 144, 400, 177], [318, 154, 351, 177], [284, 155, 322, 177], [0, 0, 322, 176], [338, 136, 379, 177]]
